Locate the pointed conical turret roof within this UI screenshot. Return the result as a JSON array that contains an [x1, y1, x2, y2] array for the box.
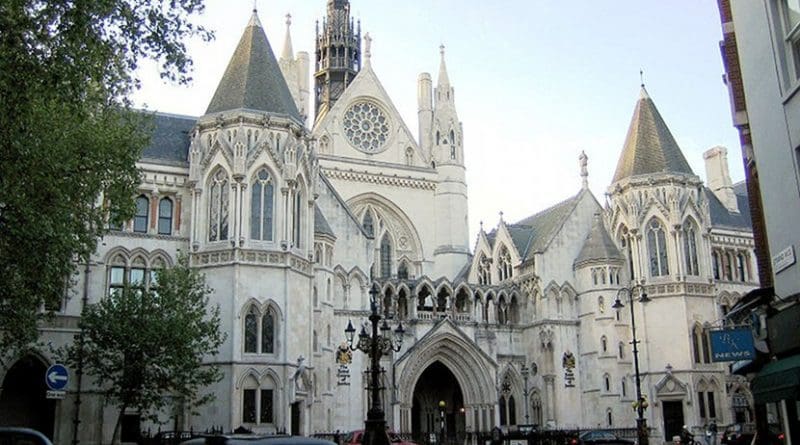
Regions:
[[611, 87, 693, 183], [575, 212, 623, 268], [205, 10, 301, 122]]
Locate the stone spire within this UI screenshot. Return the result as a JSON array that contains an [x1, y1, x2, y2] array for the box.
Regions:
[[437, 44, 450, 88], [281, 13, 293, 61], [611, 86, 694, 183], [205, 9, 301, 121], [314, 0, 361, 123]]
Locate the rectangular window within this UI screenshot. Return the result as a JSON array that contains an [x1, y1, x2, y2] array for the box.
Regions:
[[260, 389, 273, 423], [109, 267, 125, 296], [707, 392, 716, 418], [130, 268, 146, 287], [698, 391, 707, 419], [243, 389, 256, 423], [780, 0, 800, 80]]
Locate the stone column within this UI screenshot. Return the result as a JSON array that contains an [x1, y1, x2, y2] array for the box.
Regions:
[[544, 374, 556, 426]]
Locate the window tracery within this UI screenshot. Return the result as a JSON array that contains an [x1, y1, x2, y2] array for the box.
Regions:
[[208, 169, 230, 241], [250, 169, 274, 241], [647, 219, 669, 277]]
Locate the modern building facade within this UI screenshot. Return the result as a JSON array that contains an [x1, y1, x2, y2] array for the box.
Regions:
[[0, 2, 760, 444], [717, 0, 800, 443]]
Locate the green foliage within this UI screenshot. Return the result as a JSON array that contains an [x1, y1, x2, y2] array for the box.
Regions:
[[0, 0, 212, 356], [63, 255, 225, 430]]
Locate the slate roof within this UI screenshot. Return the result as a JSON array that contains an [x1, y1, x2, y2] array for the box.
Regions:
[[205, 12, 301, 122], [575, 212, 623, 267], [487, 191, 584, 260], [707, 181, 752, 231], [140, 112, 196, 166], [314, 205, 335, 238], [612, 87, 694, 182]]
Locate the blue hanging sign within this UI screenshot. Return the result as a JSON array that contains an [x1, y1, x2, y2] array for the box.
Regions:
[[709, 327, 755, 362]]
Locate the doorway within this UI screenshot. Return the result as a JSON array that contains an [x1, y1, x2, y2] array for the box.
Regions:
[[662, 400, 685, 442], [411, 361, 464, 444], [291, 402, 301, 436], [0, 355, 56, 439]]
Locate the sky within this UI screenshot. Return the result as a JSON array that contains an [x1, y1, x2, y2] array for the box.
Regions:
[[132, 0, 741, 244]]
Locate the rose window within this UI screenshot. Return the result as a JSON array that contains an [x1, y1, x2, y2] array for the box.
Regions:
[[343, 101, 390, 152]]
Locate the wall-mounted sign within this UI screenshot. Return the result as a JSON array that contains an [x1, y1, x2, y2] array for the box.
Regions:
[[772, 245, 796, 273], [709, 327, 755, 362], [336, 343, 352, 386]]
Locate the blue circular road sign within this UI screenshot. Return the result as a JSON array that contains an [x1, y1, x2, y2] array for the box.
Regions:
[[45, 364, 69, 390]]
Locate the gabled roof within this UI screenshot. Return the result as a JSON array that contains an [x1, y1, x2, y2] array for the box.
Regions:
[[707, 182, 752, 231], [488, 191, 585, 260], [612, 87, 694, 183], [205, 11, 301, 122], [140, 112, 196, 166], [574, 212, 623, 268]]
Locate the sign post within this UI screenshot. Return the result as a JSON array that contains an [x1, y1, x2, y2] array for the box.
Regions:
[[45, 363, 69, 399]]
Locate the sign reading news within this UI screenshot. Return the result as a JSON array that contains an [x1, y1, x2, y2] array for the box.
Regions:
[[709, 327, 755, 362]]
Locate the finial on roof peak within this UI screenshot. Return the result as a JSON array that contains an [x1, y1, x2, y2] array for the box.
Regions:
[[499, 211, 504, 223], [248, 7, 262, 28], [440, 44, 445, 58], [286, 13, 292, 26], [364, 33, 372, 64], [579, 150, 589, 189], [639, 69, 650, 99]]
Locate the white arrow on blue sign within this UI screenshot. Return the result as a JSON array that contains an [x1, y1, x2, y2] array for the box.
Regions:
[[45, 364, 69, 390]]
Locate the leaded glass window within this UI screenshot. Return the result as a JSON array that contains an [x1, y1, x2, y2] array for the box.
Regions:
[[683, 221, 699, 276], [243, 389, 256, 423], [244, 307, 258, 353], [158, 198, 173, 235], [250, 169, 274, 241], [342, 101, 390, 152], [208, 170, 229, 241], [134, 196, 149, 233], [260, 389, 273, 423], [261, 311, 274, 354], [380, 234, 392, 278], [293, 189, 302, 247], [647, 219, 669, 277], [397, 261, 409, 280]]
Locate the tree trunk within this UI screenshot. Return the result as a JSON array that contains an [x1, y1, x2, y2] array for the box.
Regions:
[[111, 404, 127, 445]]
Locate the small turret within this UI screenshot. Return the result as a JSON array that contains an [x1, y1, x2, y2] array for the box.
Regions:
[[431, 45, 462, 166], [279, 13, 310, 124], [314, 0, 361, 124]]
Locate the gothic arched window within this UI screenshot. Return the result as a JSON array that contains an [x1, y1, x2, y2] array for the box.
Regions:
[[683, 221, 700, 275], [712, 251, 721, 279], [134, 195, 149, 233], [497, 246, 512, 281], [208, 169, 230, 241], [158, 197, 173, 235], [478, 254, 491, 285], [362, 210, 374, 238], [619, 341, 625, 359], [737, 253, 747, 281], [449, 130, 456, 159], [601, 335, 608, 353], [647, 219, 669, 277], [244, 306, 258, 353], [250, 169, 274, 241], [380, 234, 392, 278], [293, 186, 303, 247]]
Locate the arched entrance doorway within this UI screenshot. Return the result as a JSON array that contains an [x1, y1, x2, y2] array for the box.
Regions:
[[0, 355, 56, 438], [412, 361, 464, 444]]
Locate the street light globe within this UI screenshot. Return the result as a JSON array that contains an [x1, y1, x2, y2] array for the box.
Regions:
[[439, 400, 446, 409]]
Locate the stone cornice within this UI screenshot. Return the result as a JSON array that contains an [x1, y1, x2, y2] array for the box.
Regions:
[[322, 167, 437, 191]]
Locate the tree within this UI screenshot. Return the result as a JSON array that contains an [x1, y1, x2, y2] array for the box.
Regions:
[[0, 0, 213, 356], [62, 255, 225, 444]]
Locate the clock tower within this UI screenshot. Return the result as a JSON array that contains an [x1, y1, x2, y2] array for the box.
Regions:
[[314, 0, 361, 125]]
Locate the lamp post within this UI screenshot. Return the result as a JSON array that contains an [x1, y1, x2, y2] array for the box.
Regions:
[[612, 285, 650, 445], [520, 364, 530, 425], [345, 283, 405, 445]]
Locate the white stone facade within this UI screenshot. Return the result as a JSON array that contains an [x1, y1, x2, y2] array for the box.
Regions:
[[0, 5, 759, 445]]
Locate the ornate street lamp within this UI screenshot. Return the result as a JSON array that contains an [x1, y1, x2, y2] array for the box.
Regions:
[[612, 285, 650, 445], [438, 400, 446, 444], [345, 283, 405, 445]]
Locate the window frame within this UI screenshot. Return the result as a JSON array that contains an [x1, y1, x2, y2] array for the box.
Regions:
[[133, 195, 149, 233], [157, 197, 173, 235]]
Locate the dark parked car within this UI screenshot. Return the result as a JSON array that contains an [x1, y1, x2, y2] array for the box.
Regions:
[[0, 427, 54, 445], [181, 435, 338, 445], [569, 431, 635, 445]]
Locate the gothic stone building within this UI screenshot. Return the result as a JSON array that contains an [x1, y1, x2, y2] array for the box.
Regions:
[[0, 2, 759, 444]]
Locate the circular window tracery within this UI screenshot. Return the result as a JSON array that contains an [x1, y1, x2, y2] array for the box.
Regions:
[[342, 101, 390, 152]]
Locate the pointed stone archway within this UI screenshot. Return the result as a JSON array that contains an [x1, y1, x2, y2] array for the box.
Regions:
[[394, 319, 497, 435], [0, 354, 56, 439]]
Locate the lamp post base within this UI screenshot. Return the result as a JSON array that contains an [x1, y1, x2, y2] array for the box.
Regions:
[[363, 416, 390, 445], [636, 418, 649, 445]]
